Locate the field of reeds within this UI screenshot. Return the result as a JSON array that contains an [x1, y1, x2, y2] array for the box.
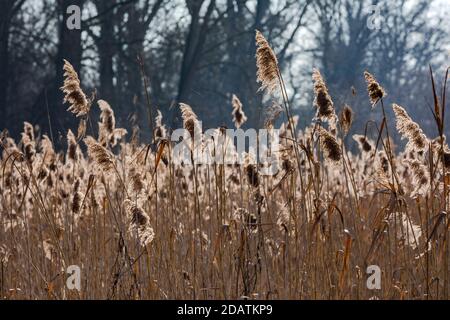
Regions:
[[0, 31, 449, 300]]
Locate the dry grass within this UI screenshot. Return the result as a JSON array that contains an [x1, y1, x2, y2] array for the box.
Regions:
[[0, 32, 449, 301]]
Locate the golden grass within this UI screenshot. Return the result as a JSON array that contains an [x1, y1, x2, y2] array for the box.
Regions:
[[0, 32, 449, 301]]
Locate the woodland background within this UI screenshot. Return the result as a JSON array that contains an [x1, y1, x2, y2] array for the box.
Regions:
[[0, 0, 449, 145]]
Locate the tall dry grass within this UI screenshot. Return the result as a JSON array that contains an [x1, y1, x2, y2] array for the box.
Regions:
[[0, 32, 449, 300]]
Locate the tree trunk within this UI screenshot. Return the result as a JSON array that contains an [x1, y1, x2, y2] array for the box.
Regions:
[[0, 26, 10, 131], [32, 0, 85, 141], [97, 3, 117, 108], [172, 0, 215, 127], [0, 1, 15, 131]]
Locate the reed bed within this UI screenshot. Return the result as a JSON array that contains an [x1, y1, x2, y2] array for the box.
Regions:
[[0, 32, 449, 300]]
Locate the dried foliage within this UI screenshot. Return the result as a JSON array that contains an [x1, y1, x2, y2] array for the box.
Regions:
[[392, 104, 428, 152], [61, 59, 90, 117], [255, 30, 279, 94], [231, 94, 247, 129], [313, 69, 335, 122], [0, 50, 449, 302]]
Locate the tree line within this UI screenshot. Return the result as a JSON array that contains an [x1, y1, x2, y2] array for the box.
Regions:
[[0, 0, 448, 145]]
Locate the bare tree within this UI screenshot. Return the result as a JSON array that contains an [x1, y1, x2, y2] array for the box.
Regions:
[[0, 0, 447, 140], [0, 0, 26, 131], [308, 0, 448, 138]]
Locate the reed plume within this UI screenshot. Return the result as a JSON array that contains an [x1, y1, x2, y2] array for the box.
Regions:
[[255, 30, 279, 94], [98, 100, 127, 147], [353, 134, 374, 154], [364, 71, 386, 106], [281, 151, 294, 173], [23, 122, 35, 141], [42, 239, 56, 262], [180, 103, 199, 140], [280, 116, 299, 141], [233, 208, 257, 232], [67, 129, 79, 162], [84, 136, 114, 172], [154, 110, 167, 143], [318, 127, 342, 163], [21, 132, 35, 162], [392, 104, 428, 152], [40, 135, 55, 166], [264, 102, 283, 129], [339, 104, 354, 135], [313, 69, 336, 122], [124, 199, 155, 247], [231, 94, 247, 129], [276, 204, 291, 232], [129, 167, 144, 194], [61, 59, 90, 117], [405, 159, 429, 198], [77, 119, 87, 140]]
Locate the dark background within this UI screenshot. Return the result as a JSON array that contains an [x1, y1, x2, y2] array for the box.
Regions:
[[0, 0, 448, 146]]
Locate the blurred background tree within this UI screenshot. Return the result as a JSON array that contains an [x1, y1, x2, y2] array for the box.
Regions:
[[0, 0, 448, 146]]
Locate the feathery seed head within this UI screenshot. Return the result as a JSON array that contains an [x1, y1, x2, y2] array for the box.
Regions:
[[72, 179, 82, 214], [129, 167, 144, 194], [353, 134, 374, 154], [77, 119, 87, 140], [405, 159, 429, 198], [124, 199, 155, 247], [392, 104, 428, 152], [23, 122, 35, 141], [84, 136, 114, 172], [364, 71, 386, 106], [339, 104, 354, 135], [154, 110, 167, 142], [231, 94, 247, 129], [98, 100, 115, 135], [264, 102, 283, 129], [313, 69, 335, 121], [180, 103, 199, 140], [67, 129, 79, 162], [61, 60, 90, 117], [255, 30, 279, 94], [318, 127, 342, 163]]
